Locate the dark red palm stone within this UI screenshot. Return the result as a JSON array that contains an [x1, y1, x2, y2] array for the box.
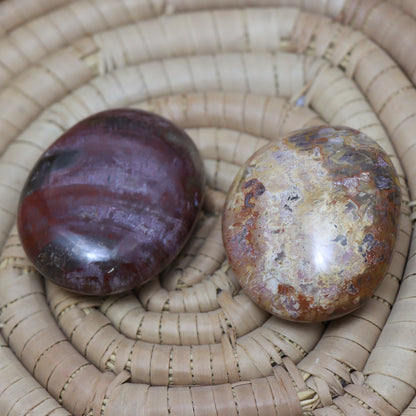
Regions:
[[17, 109, 205, 295]]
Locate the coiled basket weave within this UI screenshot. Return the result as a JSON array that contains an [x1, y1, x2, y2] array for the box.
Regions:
[[0, 0, 416, 415]]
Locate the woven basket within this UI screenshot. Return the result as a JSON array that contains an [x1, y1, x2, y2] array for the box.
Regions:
[[0, 0, 415, 415]]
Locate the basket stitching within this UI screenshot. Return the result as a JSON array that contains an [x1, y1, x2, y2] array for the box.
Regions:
[[58, 362, 90, 405], [0, 2, 414, 412], [377, 85, 415, 118]]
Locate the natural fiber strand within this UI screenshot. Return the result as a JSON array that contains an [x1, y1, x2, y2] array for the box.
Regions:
[[1, 1, 416, 415]]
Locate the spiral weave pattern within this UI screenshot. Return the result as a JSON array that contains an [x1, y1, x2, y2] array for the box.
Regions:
[[0, 1, 416, 415]]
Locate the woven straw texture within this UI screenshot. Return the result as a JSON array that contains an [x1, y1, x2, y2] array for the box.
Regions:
[[0, 0, 416, 415]]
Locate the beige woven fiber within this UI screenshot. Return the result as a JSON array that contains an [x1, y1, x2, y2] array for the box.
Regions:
[[0, 0, 416, 415]]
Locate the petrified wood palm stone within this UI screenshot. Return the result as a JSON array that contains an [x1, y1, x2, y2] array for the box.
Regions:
[[18, 109, 205, 295]]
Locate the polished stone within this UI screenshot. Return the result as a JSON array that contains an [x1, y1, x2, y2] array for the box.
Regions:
[[222, 126, 401, 322], [18, 109, 205, 295]]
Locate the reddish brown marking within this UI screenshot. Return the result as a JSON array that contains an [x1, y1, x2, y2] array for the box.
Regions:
[[278, 284, 293, 296]]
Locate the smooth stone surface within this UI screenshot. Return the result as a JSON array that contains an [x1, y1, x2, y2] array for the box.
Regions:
[[18, 109, 205, 295], [222, 126, 401, 322]]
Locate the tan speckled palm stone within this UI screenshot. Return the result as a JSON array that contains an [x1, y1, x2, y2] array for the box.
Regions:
[[223, 126, 401, 322]]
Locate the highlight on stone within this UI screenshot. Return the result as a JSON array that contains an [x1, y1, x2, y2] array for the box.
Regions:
[[222, 125, 401, 322]]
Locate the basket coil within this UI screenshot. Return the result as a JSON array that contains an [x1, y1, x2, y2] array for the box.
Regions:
[[0, 1, 416, 415]]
